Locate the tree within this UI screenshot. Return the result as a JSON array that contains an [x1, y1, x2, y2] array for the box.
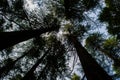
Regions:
[[99, 0, 120, 38], [85, 33, 120, 66], [99, 0, 120, 79], [0, 45, 39, 78], [0, 26, 59, 50], [64, 0, 112, 79], [22, 36, 67, 80], [22, 50, 48, 80], [0, 0, 117, 80], [68, 35, 112, 80]]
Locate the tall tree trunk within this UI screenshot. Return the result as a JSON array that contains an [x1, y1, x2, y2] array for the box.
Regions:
[[0, 27, 58, 50], [68, 35, 113, 80], [0, 60, 16, 78], [22, 50, 48, 80], [0, 47, 39, 78]]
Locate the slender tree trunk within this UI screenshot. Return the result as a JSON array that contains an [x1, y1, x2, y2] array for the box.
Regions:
[[0, 60, 15, 78], [68, 35, 113, 80], [0, 27, 58, 50], [22, 50, 48, 80], [0, 47, 39, 78]]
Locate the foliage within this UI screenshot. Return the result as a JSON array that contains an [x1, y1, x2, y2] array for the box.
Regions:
[[0, 0, 120, 80], [85, 32, 104, 50], [103, 36, 120, 66], [103, 36, 118, 50], [99, 0, 120, 37], [99, 1, 120, 78], [71, 73, 80, 80], [82, 0, 99, 10], [10, 74, 22, 80]]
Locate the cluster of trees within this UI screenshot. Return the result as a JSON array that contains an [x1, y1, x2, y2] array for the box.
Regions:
[[0, 0, 120, 80]]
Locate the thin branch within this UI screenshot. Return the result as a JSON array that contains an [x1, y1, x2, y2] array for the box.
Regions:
[[0, 13, 26, 30]]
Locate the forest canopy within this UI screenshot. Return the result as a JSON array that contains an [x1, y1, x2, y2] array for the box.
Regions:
[[0, 0, 120, 80]]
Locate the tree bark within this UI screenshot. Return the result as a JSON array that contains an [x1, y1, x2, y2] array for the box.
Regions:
[[68, 35, 113, 80], [0, 27, 58, 50]]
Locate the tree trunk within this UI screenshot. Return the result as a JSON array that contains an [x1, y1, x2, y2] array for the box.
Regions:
[[0, 47, 39, 78], [22, 50, 48, 80], [0, 27, 58, 50], [68, 35, 113, 80]]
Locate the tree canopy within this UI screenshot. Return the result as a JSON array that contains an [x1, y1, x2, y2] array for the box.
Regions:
[[0, 0, 120, 80]]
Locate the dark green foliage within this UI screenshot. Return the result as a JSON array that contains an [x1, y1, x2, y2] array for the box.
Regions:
[[63, 0, 100, 19], [99, 7, 111, 22], [85, 33, 120, 79], [0, 0, 118, 80], [103, 37, 120, 64], [85, 33, 120, 67], [71, 73, 80, 80], [13, 0, 23, 10], [0, 17, 5, 32], [0, 0, 60, 80], [99, 6, 120, 35], [0, 0, 9, 10], [112, 65, 120, 79], [0, 58, 14, 77], [27, 37, 46, 58], [43, 14, 60, 30], [0, 17, 5, 26], [64, 0, 84, 19], [10, 74, 22, 80], [0, 0, 8, 7], [26, 45, 40, 58], [12, 0, 27, 20], [37, 36, 67, 80], [82, 0, 99, 10], [85, 33, 104, 50], [4, 47, 13, 55], [0, 52, 25, 77], [22, 36, 67, 80], [73, 25, 90, 39], [99, 0, 120, 37], [103, 37, 118, 50]]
